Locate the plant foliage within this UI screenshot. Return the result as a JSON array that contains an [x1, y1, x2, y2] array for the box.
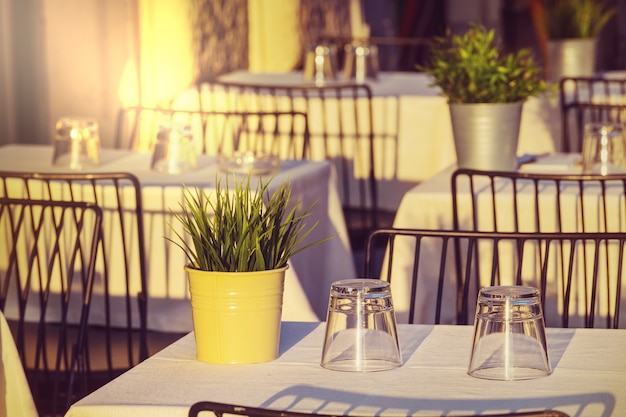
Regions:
[[168, 174, 330, 272], [418, 24, 551, 104], [545, 0, 616, 39]]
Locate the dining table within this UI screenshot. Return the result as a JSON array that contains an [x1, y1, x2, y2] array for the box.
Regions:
[[389, 153, 626, 327], [0, 144, 356, 331], [63, 321, 626, 417], [172, 71, 560, 212]]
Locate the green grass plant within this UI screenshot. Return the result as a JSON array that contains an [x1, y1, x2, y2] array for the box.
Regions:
[[168, 174, 330, 272], [545, 0, 616, 39]]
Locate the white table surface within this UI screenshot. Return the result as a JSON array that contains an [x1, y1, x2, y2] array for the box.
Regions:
[[64, 321, 626, 417], [390, 154, 626, 326], [0, 144, 356, 331], [176, 71, 560, 211], [0, 311, 38, 417]]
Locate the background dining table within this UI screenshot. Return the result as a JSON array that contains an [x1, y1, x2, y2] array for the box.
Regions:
[[63, 321, 626, 417], [0, 144, 356, 331], [389, 153, 626, 327], [172, 71, 561, 211]]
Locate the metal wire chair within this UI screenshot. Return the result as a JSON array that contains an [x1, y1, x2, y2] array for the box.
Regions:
[[189, 401, 570, 417], [365, 228, 626, 329], [0, 197, 102, 415], [0, 171, 149, 392], [560, 76, 626, 152], [114, 105, 310, 160], [200, 80, 386, 250]]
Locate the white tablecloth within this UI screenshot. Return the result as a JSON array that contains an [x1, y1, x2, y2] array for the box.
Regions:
[[390, 154, 626, 326], [64, 321, 626, 417], [175, 71, 560, 210], [0, 311, 38, 417], [0, 144, 356, 331]]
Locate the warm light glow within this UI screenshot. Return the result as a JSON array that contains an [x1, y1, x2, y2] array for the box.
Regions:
[[116, 1, 195, 106], [248, 0, 300, 72], [117, 0, 195, 150]]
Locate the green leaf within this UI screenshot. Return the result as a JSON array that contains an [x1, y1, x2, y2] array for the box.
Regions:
[[165, 173, 333, 272], [417, 23, 556, 103]]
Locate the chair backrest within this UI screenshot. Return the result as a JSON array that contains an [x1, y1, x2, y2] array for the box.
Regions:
[[365, 228, 626, 329], [451, 169, 626, 234], [201, 81, 380, 246], [188, 401, 569, 417], [0, 171, 149, 387], [560, 76, 626, 152], [0, 197, 102, 415], [115, 106, 310, 159]]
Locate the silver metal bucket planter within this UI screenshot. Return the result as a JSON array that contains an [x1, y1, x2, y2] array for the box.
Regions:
[[449, 102, 523, 171], [546, 38, 596, 84]]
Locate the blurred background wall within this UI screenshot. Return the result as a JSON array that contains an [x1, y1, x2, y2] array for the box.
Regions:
[[0, 0, 623, 148]]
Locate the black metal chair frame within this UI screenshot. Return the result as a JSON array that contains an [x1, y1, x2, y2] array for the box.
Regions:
[[202, 80, 381, 249], [449, 169, 626, 327], [115, 105, 311, 160], [0, 197, 102, 415], [560, 76, 626, 152], [189, 401, 570, 417], [0, 171, 149, 387], [365, 228, 625, 329], [451, 168, 626, 234]]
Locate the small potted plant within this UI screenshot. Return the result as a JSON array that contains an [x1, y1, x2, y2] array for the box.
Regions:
[[543, 0, 617, 82], [418, 24, 551, 171], [168, 174, 329, 364]]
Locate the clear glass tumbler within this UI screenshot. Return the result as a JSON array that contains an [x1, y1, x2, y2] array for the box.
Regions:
[[151, 123, 198, 174], [468, 285, 551, 381], [342, 42, 379, 83], [321, 279, 401, 372], [581, 122, 626, 175], [303, 43, 338, 85], [52, 117, 101, 170]]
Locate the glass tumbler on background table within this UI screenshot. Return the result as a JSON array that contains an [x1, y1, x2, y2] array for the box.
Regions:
[[216, 122, 280, 176], [468, 285, 551, 381], [343, 42, 379, 83], [151, 123, 198, 174], [321, 279, 401, 372], [581, 122, 626, 175], [52, 117, 101, 170], [303, 43, 339, 85]]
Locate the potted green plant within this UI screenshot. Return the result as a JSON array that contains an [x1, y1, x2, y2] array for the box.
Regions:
[[168, 174, 329, 364], [418, 24, 551, 171], [544, 0, 617, 82]]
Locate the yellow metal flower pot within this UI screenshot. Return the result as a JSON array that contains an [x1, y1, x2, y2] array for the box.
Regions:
[[185, 265, 286, 364]]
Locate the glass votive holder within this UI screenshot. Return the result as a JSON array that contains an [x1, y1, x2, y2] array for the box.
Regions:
[[151, 123, 198, 174], [216, 128, 280, 176], [52, 117, 101, 170], [321, 279, 401, 372], [581, 122, 626, 175], [303, 43, 339, 85], [217, 150, 279, 176], [468, 285, 551, 381], [343, 42, 379, 83]]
